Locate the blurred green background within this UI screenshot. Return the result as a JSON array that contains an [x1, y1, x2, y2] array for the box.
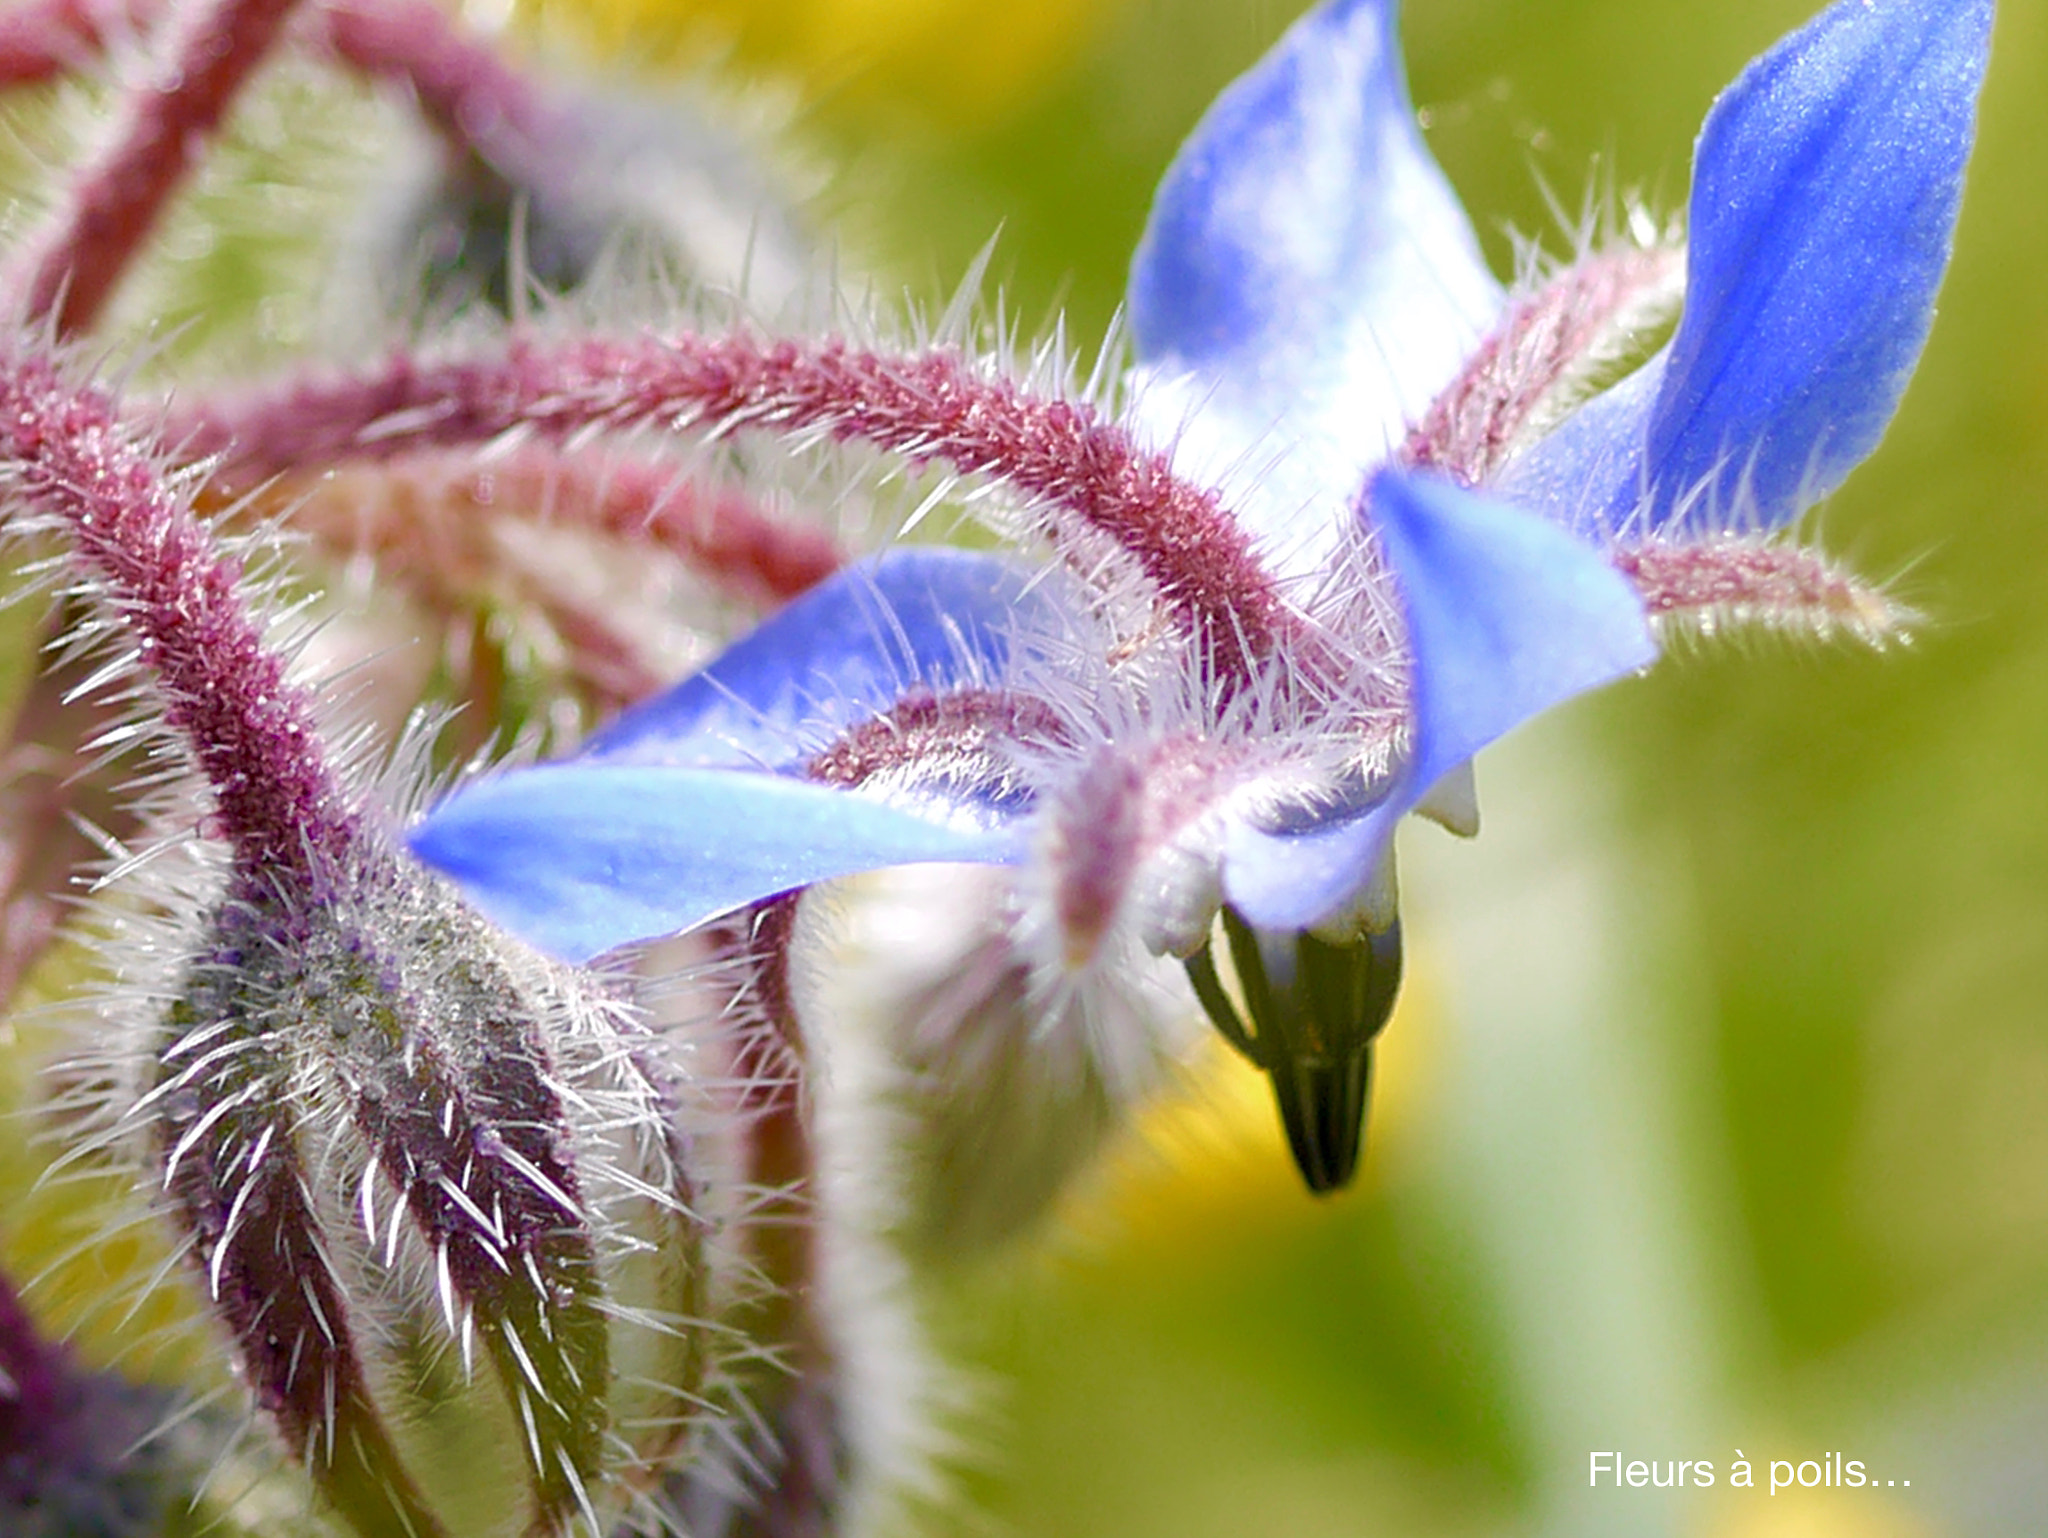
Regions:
[[605, 2, 2046, 1535]]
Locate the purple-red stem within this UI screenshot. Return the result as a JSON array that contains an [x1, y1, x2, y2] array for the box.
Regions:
[[10, 0, 305, 335], [711, 895, 846, 1536], [1403, 244, 1681, 487], [226, 445, 845, 609], [1611, 535, 1898, 632], [184, 333, 1302, 683], [305, 0, 569, 185], [0, 0, 580, 195], [0, 0, 151, 86], [0, 349, 354, 875]]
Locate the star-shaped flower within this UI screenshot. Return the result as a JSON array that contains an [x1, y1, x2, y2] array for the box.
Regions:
[[408, 0, 1990, 1190]]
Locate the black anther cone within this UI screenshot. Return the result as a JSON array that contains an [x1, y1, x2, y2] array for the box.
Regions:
[[1186, 909, 1403, 1194]]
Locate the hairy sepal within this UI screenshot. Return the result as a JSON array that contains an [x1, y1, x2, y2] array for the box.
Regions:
[[1611, 532, 1910, 645], [131, 841, 722, 1537]]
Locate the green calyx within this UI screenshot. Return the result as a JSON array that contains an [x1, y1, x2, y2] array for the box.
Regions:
[[1185, 907, 1403, 1195]]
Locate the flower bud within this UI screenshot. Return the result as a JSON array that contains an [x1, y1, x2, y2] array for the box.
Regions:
[[137, 846, 719, 1536]]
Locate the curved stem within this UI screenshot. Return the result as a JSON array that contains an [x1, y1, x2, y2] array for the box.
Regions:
[[216, 443, 844, 610], [181, 332, 1306, 684], [0, 347, 355, 876], [9, 0, 307, 335], [0, 0, 153, 88], [305, 0, 569, 187]]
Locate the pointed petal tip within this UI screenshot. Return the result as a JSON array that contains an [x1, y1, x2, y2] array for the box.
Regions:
[[1647, 0, 1993, 529], [1126, 0, 1500, 547], [1497, 0, 1991, 536], [411, 764, 1027, 963], [1371, 469, 1655, 790]]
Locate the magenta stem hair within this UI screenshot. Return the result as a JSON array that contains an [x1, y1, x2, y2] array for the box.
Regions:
[[251, 444, 846, 607], [9, 0, 304, 335], [185, 333, 1303, 681], [0, 349, 355, 874], [1403, 244, 1682, 486], [1611, 536, 1901, 636], [306, 0, 568, 181], [0, 0, 152, 87]]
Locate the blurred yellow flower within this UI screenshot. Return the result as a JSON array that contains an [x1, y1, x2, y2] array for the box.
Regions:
[[514, 0, 1125, 124], [1703, 1488, 1933, 1538], [1060, 955, 1443, 1257]]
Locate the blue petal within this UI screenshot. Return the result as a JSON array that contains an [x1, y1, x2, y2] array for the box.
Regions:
[[1506, 0, 1991, 533], [1223, 471, 1655, 929], [586, 547, 1041, 770], [1223, 802, 1402, 935], [411, 766, 1028, 963], [1126, 0, 1500, 568]]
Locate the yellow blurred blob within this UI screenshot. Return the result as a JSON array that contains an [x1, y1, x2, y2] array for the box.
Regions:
[[1701, 1489, 1932, 1538], [0, 974, 216, 1389], [1060, 952, 1443, 1255], [513, 0, 1125, 125]]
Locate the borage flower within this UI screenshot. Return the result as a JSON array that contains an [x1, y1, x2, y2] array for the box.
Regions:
[[408, 0, 1990, 1192]]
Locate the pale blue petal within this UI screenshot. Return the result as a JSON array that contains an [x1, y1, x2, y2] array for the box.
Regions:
[[1223, 802, 1402, 934], [586, 547, 1040, 770], [1379, 472, 1655, 784], [411, 766, 1028, 962], [1492, 352, 1661, 535], [1504, 0, 1990, 534], [1645, 0, 1990, 531], [1126, 0, 1500, 574], [1223, 471, 1655, 929]]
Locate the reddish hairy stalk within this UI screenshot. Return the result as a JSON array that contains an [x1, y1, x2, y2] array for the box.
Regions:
[[10, 0, 305, 335], [0, 350, 354, 874], [0, 601, 139, 1008], [805, 685, 1066, 788], [706, 895, 848, 1536], [184, 333, 1303, 681], [229, 446, 843, 608], [209, 447, 841, 713], [0, 0, 152, 86], [0, 0, 575, 187], [305, 0, 567, 184], [1404, 244, 1682, 486], [499, 448, 845, 605], [1611, 536, 1904, 638]]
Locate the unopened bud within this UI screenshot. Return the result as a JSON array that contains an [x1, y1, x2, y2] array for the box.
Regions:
[[139, 847, 716, 1536]]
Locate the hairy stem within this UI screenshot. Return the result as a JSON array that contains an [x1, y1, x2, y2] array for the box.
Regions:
[[1611, 535, 1907, 640], [9, 0, 305, 335], [305, 0, 568, 186], [182, 333, 1303, 683], [0, 348, 355, 875], [1403, 243, 1683, 486], [710, 895, 847, 1536], [219, 444, 843, 610], [0, 0, 152, 87]]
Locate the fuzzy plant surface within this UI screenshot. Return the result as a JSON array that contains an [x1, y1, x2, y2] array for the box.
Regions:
[[0, 0, 1994, 1535]]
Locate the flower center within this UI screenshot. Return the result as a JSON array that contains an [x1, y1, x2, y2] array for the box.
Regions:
[[1184, 906, 1402, 1193]]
